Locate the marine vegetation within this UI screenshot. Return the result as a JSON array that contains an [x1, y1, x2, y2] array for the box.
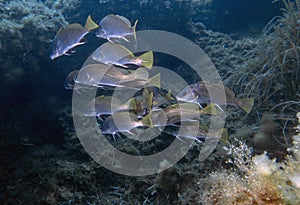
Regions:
[[229, 0, 300, 106]]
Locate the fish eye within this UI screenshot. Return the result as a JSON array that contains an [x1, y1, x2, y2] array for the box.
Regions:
[[192, 90, 199, 98], [96, 29, 106, 37], [192, 90, 198, 95], [93, 52, 103, 61]]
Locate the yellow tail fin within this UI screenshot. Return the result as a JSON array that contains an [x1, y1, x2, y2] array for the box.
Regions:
[[85, 15, 99, 31], [237, 98, 254, 113], [141, 111, 153, 128], [138, 51, 154, 69], [126, 98, 137, 110], [147, 73, 160, 89], [207, 128, 228, 144], [143, 88, 153, 109], [219, 128, 228, 144], [200, 103, 217, 115], [132, 19, 138, 45], [143, 87, 150, 98], [143, 88, 153, 110], [165, 89, 174, 101], [147, 92, 154, 110]]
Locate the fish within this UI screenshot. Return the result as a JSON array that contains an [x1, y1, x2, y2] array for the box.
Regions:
[[64, 70, 79, 90], [141, 87, 174, 108], [75, 64, 149, 88], [83, 95, 136, 117], [92, 42, 153, 69], [101, 111, 153, 135], [151, 103, 217, 127], [159, 121, 228, 143], [96, 14, 138, 43], [176, 81, 254, 113], [64, 69, 109, 91], [50, 15, 99, 60], [119, 73, 161, 89], [133, 87, 174, 117]]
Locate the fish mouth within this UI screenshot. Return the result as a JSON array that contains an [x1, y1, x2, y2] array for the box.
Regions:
[[49, 53, 58, 60]]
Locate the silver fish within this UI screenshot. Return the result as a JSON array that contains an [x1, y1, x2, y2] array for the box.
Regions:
[[50, 15, 98, 60], [176, 81, 254, 113], [159, 121, 228, 142], [83, 95, 136, 116], [92, 42, 153, 69], [118, 73, 161, 89], [96, 14, 138, 43], [101, 111, 153, 135], [75, 64, 149, 88], [151, 103, 217, 127], [64, 70, 79, 90]]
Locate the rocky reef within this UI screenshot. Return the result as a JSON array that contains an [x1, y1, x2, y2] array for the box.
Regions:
[[0, 0, 84, 93], [0, 0, 83, 146]]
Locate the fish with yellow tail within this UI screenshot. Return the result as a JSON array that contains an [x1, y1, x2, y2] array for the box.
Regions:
[[83, 95, 137, 117], [101, 111, 153, 135], [151, 103, 218, 127], [74, 64, 150, 89], [160, 121, 228, 143], [176, 81, 254, 113], [96, 14, 138, 43], [50, 15, 98, 60], [92, 42, 153, 69]]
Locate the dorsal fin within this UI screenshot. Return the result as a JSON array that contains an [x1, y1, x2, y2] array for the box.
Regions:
[[66, 23, 84, 30], [201, 81, 236, 98], [224, 87, 235, 98], [56, 27, 64, 35], [115, 15, 131, 27], [115, 43, 135, 57]]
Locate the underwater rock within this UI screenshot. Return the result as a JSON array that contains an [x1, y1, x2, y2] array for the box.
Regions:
[[0, 0, 74, 93]]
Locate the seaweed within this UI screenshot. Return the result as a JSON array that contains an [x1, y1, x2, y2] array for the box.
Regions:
[[236, 0, 300, 105]]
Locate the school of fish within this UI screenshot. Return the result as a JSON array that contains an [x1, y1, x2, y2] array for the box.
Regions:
[[50, 14, 255, 142]]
